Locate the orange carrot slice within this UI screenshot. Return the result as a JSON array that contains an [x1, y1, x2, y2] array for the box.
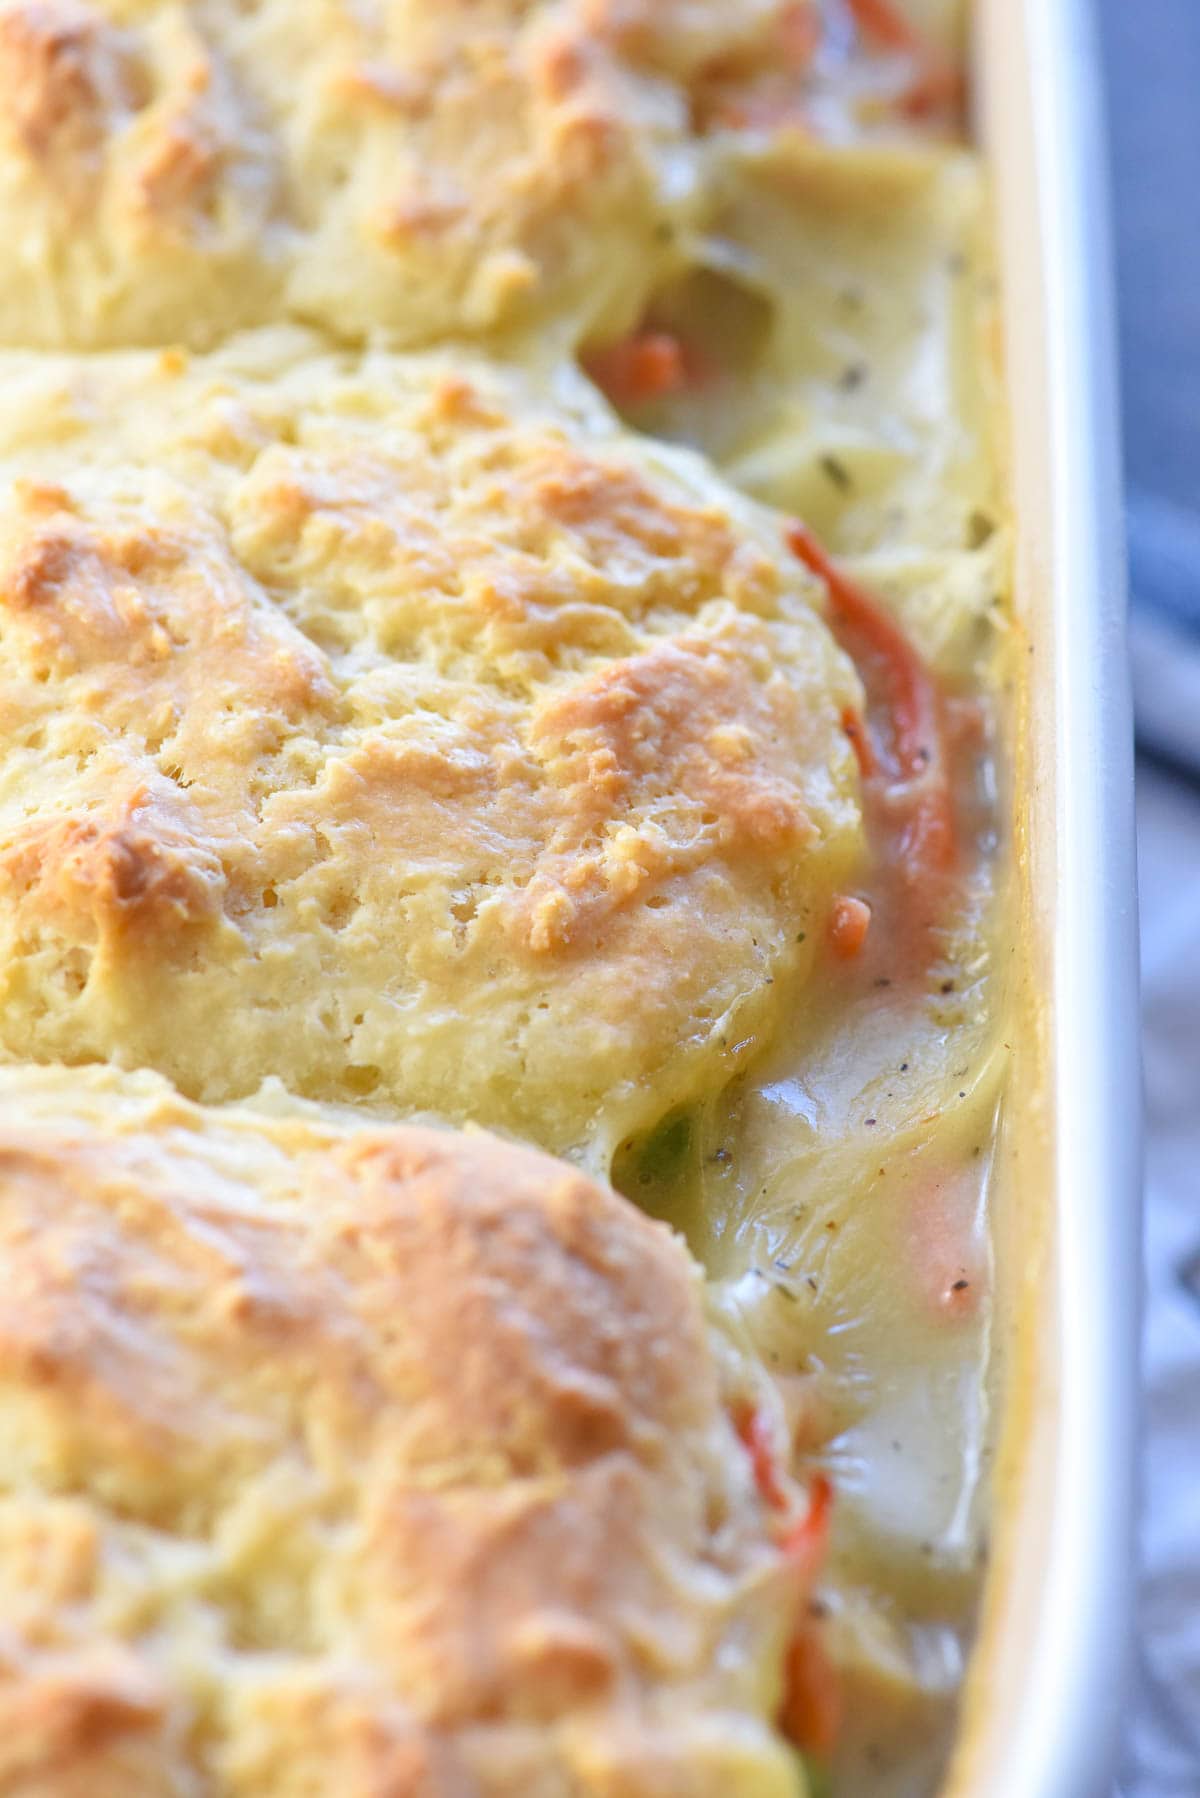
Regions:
[[841, 705, 875, 779], [829, 894, 872, 959], [780, 1471, 834, 1582], [787, 520, 957, 884], [782, 1622, 842, 1761], [734, 1406, 840, 1758], [845, 0, 923, 52], [736, 1404, 793, 1513], [778, 1, 823, 68], [844, 0, 965, 118], [582, 331, 687, 408], [779, 1475, 840, 1758]]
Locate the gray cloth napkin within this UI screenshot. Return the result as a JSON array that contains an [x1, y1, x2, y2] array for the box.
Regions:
[[1097, 0, 1200, 1790], [1128, 495, 1200, 778], [1123, 764, 1200, 1796]]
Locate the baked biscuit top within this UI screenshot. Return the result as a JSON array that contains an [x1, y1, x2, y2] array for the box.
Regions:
[[0, 332, 863, 1155], [0, 0, 965, 352], [0, 1062, 812, 1797]]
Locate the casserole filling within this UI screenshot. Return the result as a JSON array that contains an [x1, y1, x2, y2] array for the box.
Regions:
[[0, 2, 1009, 1795], [598, 107, 1011, 1794]]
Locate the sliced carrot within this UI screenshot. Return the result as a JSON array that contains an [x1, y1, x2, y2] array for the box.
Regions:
[[786, 519, 957, 883], [780, 1471, 834, 1583], [782, 1620, 842, 1761], [844, 0, 923, 53], [709, 0, 958, 139], [736, 1406, 836, 1572], [841, 705, 875, 779], [787, 521, 931, 777], [778, 1, 823, 68], [829, 894, 871, 960], [778, 1475, 840, 1758], [734, 1441, 839, 1759], [582, 331, 687, 408], [735, 1404, 792, 1513], [844, 0, 964, 119], [906, 1162, 987, 1322], [715, 89, 819, 134], [735, 1402, 836, 1567], [901, 55, 966, 119]]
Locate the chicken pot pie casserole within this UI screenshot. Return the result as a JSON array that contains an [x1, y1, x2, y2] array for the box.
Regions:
[[0, 2, 1012, 1795]]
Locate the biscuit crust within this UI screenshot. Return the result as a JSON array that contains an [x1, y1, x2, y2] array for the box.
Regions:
[[0, 0, 962, 352], [0, 334, 863, 1153], [0, 0, 766, 349], [0, 1063, 807, 1796]]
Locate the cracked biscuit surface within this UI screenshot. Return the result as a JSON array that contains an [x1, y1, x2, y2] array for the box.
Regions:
[[0, 331, 863, 1154], [0, 1061, 808, 1797], [0, 0, 787, 350], [0, 0, 963, 353]]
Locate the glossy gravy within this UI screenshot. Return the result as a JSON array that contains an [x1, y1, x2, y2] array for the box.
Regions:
[[603, 49, 1013, 1790]]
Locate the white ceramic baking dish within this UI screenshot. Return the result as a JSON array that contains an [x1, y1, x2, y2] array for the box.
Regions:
[[944, 1, 1142, 1793]]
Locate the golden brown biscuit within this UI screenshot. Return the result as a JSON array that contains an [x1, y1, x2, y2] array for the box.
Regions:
[[0, 1061, 811, 1797], [0, 0, 964, 352], [0, 332, 863, 1154]]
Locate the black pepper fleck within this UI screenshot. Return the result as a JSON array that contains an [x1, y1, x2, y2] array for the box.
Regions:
[[967, 507, 996, 550], [819, 453, 852, 492]]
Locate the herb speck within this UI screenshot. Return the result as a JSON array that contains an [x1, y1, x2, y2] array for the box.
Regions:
[[820, 453, 852, 492], [967, 508, 996, 549]]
